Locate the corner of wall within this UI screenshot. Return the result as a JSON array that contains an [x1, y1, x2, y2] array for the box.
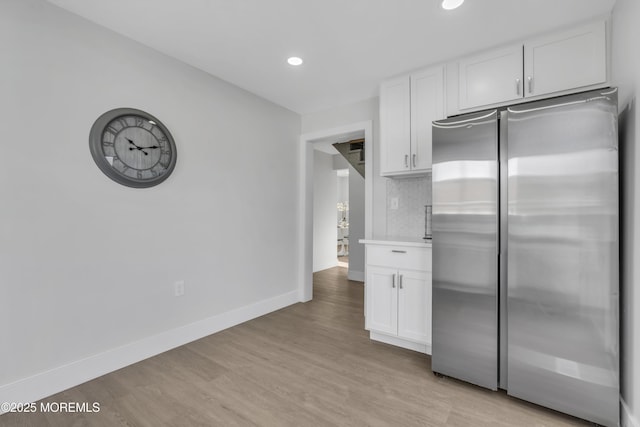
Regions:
[[347, 270, 364, 282], [622, 399, 640, 427]]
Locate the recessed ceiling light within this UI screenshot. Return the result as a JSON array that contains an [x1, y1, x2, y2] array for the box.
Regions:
[[287, 56, 303, 66], [441, 0, 464, 10]]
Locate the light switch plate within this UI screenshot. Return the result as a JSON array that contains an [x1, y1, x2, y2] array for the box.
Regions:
[[174, 280, 185, 297]]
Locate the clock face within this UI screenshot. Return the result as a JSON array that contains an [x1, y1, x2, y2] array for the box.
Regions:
[[89, 108, 177, 188]]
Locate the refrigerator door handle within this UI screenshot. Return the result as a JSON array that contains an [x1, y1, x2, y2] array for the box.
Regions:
[[433, 110, 497, 128], [508, 88, 617, 114], [498, 110, 509, 390], [515, 78, 521, 96], [392, 273, 396, 288]]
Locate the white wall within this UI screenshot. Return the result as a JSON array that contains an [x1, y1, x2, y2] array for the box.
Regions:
[[347, 166, 366, 281], [612, 1, 640, 426], [0, 0, 300, 403], [313, 151, 338, 272], [337, 173, 349, 205], [334, 154, 350, 171]]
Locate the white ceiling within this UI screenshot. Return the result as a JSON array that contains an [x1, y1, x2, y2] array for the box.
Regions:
[[46, 0, 616, 115]]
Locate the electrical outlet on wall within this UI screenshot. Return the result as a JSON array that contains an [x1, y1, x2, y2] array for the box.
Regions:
[[174, 280, 185, 297], [390, 197, 399, 210]]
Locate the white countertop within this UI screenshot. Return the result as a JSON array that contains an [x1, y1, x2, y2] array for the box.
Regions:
[[359, 237, 432, 248]]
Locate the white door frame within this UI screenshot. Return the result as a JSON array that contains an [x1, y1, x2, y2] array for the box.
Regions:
[[297, 120, 373, 302]]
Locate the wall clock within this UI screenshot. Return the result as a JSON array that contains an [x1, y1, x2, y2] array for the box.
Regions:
[[89, 108, 177, 188]]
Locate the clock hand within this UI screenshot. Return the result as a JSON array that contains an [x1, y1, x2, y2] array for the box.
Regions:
[[130, 144, 158, 150], [126, 138, 157, 155], [126, 138, 158, 150], [129, 146, 149, 155]]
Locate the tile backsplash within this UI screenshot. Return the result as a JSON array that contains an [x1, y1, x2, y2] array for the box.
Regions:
[[386, 173, 432, 239]]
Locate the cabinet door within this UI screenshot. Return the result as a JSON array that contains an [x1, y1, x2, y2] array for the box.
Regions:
[[366, 266, 398, 335], [397, 269, 431, 344], [410, 66, 445, 171], [380, 76, 411, 174], [524, 21, 606, 98], [459, 44, 523, 110]]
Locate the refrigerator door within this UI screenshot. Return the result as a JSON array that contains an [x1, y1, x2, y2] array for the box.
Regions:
[[506, 88, 619, 426], [432, 110, 499, 390]]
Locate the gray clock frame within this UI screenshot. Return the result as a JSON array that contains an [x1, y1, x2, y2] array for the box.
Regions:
[[89, 108, 177, 188]]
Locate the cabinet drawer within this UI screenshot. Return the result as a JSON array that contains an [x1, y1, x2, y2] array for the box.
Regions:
[[366, 245, 431, 271]]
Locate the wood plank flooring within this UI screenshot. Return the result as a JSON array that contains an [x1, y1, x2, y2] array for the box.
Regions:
[[1, 267, 590, 426]]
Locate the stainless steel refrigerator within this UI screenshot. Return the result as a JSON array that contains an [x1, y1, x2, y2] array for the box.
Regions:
[[431, 88, 619, 426]]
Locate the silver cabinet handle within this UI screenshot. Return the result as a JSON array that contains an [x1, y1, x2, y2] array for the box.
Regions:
[[516, 78, 521, 95], [527, 76, 533, 94], [404, 154, 409, 168], [412, 154, 416, 168], [391, 250, 407, 254], [392, 274, 396, 288], [399, 274, 403, 289]]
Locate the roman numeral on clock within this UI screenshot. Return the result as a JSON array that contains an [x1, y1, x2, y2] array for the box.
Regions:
[[104, 125, 119, 137], [117, 118, 129, 129]]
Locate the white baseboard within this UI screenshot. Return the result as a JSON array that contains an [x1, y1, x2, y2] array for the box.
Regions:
[[0, 290, 299, 413], [348, 270, 364, 282], [370, 331, 431, 354], [313, 261, 339, 273], [622, 399, 639, 427]]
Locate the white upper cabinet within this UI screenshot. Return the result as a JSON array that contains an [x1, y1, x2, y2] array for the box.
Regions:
[[380, 76, 411, 174], [524, 20, 607, 98], [449, 19, 608, 114], [380, 65, 445, 176], [459, 44, 523, 110], [411, 67, 445, 172]]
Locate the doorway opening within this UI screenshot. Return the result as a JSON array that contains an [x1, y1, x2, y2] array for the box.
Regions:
[[298, 121, 373, 302], [311, 137, 359, 274], [336, 168, 349, 268]]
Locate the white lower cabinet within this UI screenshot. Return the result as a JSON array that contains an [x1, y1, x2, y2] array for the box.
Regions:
[[367, 266, 398, 336], [397, 269, 431, 344], [364, 243, 432, 353]]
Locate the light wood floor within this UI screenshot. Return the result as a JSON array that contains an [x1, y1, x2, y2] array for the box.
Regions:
[[2, 267, 590, 427]]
